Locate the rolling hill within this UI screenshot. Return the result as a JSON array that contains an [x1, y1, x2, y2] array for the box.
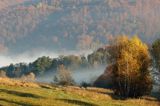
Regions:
[[0, 78, 159, 106]]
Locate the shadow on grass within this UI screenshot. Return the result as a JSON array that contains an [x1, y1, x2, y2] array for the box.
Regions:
[[0, 98, 36, 106], [104, 92, 124, 100], [102, 90, 160, 102], [149, 91, 160, 101], [104, 91, 160, 101], [56, 98, 99, 106], [0, 89, 44, 99], [40, 85, 52, 89], [96, 90, 125, 100]]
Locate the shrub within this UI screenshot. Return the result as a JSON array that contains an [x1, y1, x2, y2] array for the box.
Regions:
[[80, 81, 91, 88]]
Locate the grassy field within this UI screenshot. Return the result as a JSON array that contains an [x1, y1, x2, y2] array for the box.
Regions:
[[0, 78, 159, 106]]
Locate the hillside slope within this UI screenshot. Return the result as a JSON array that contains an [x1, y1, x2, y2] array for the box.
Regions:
[[0, 0, 26, 10], [0, 78, 159, 106], [0, 0, 160, 55]]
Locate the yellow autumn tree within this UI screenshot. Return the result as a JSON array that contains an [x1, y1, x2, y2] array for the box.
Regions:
[[107, 35, 152, 98]]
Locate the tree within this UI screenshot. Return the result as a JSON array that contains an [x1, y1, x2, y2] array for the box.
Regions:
[[21, 72, 36, 82], [60, 55, 82, 69], [107, 35, 152, 98], [151, 39, 160, 94], [0, 70, 7, 78], [80, 56, 89, 68], [33, 56, 52, 75], [88, 47, 109, 67], [151, 39, 160, 72], [54, 65, 75, 86]]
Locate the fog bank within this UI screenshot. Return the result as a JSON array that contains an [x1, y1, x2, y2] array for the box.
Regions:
[[36, 66, 106, 85]]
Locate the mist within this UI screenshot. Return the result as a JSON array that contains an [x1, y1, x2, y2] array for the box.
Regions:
[[72, 67, 105, 84], [36, 66, 106, 85]]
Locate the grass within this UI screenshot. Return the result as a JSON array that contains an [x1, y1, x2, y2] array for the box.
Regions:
[[0, 78, 159, 106]]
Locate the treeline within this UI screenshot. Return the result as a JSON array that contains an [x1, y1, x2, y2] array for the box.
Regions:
[[0, 48, 108, 78]]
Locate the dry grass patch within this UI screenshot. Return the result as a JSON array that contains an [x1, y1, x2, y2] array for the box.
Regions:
[[0, 78, 40, 88]]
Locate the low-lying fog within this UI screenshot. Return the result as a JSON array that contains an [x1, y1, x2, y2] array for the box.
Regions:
[[72, 67, 105, 84], [36, 66, 106, 85]]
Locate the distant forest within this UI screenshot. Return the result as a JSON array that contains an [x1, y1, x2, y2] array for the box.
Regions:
[[0, 46, 108, 78]]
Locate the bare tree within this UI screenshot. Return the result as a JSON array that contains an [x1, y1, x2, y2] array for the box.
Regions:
[[0, 70, 7, 78], [21, 72, 35, 82], [54, 65, 75, 86]]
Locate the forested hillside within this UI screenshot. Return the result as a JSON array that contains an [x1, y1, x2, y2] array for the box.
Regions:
[[0, 0, 160, 56]]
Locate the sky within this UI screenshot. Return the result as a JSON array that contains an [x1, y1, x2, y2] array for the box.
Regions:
[[0, 0, 160, 66]]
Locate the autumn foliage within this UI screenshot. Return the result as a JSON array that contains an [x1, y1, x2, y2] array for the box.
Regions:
[[107, 36, 152, 98]]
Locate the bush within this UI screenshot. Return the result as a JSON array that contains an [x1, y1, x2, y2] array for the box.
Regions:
[[80, 81, 91, 88]]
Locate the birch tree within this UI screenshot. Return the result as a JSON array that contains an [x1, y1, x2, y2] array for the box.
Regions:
[[107, 35, 152, 98]]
